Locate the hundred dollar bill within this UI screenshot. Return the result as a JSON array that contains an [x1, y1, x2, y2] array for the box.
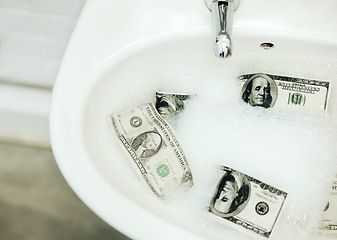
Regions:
[[155, 92, 191, 120], [110, 103, 193, 198], [239, 73, 330, 111], [319, 176, 337, 233], [209, 166, 287, 238]]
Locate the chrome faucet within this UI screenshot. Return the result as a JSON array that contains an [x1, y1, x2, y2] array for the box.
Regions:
[[205, 0, 240, 58]]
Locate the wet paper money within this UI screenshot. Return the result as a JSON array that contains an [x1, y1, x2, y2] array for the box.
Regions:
[[155, 92, 191, 120], [209, 166, 287, 238], [239, 73, 330, 111], [320, 176, 337, 233], [110, 103, 193, 198]]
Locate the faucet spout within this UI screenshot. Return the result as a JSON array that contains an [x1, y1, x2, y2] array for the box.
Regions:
[[215, 31, 232, 58], [206, 0, 240, 58]]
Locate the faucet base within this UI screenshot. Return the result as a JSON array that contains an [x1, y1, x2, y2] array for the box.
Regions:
[[205, 0, 240, 12]]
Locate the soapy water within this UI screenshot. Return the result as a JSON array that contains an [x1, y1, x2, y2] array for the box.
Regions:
[[159, 62, 337, 240], [162, 92, 337, 240], [83, 38, 337, 240], [167, 62, 336, 239]]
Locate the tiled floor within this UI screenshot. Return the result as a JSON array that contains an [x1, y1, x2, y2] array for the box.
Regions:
[[0, 142, 130, 240]]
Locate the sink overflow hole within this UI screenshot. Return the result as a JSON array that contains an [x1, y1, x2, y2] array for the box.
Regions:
[[260, 42, 275, 50]]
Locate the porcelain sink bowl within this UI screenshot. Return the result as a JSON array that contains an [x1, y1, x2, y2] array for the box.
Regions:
[[50, 0, 337, 239]]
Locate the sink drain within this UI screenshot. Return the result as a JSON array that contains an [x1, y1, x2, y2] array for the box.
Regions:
[[260, 42, 275, 50]]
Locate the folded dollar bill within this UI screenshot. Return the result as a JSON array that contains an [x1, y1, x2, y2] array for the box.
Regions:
[[209, 166, 287, 238], [319, 176, 337, 233], [155, 92, 191, 120], [239, 73, 330, 111], [110, 103, 194, 198]]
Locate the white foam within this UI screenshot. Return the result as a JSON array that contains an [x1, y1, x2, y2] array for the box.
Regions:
[[167, 92, 337, 239], [158, 57, 337, 239]]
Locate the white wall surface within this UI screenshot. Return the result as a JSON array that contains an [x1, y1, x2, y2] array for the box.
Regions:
[[0, 0, 86, 87], [0, 0, 86, 147]]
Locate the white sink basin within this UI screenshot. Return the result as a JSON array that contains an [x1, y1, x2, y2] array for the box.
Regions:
[[50, 0, 337, 239]]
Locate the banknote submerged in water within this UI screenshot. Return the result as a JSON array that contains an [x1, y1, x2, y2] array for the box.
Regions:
[[239, 73, 330, 111], [320, 176, 337, 233], [209, 166, 287, 238], [155, 92, 191, 120], [110, 103, 194, 198]]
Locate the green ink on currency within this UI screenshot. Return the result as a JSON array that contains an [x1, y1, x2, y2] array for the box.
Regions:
[[291, 93, 304, 105], [157, 164, 170, 177]]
